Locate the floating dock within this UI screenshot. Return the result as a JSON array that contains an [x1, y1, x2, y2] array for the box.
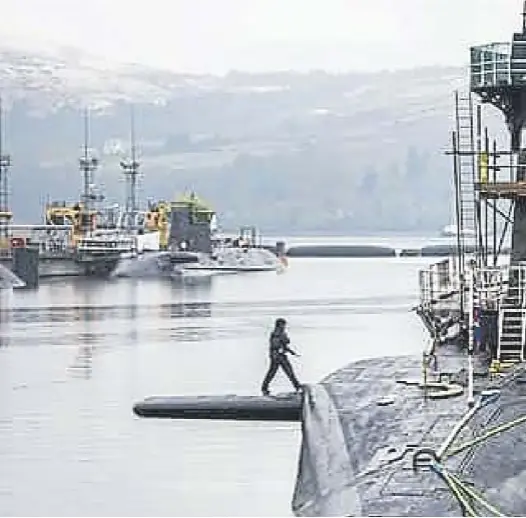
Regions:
[[133, 393, 302, 421], [284, 244, 511, 258]]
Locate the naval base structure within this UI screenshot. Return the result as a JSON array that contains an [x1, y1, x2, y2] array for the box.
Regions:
[[293, 4, 526, 515], [134, 4, 526, 517]]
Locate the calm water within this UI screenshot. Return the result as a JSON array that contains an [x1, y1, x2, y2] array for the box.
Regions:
[[0, 250, 436, 516]]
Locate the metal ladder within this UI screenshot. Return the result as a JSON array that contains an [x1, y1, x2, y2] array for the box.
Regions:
[[454, 91, 478, 275], [497, 265, 526, 362]]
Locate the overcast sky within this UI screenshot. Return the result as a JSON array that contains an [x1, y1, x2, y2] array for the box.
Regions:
[[1, 0, 524, 73]]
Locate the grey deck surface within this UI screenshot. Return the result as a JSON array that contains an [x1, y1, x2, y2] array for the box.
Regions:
[[292, 345, 526, 516]]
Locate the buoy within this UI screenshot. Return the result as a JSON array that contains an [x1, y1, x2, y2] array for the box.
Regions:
[[133, 393, 303, 421]]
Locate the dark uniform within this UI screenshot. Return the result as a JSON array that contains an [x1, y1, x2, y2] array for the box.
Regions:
[[261, 318, 302, 395]]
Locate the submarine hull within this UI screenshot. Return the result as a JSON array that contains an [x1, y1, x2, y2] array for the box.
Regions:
[[292, 347, 526, 517]]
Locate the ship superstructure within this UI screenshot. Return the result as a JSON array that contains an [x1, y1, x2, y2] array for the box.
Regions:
[[406, 3, 526, 514], [419, 1, 526, 368]]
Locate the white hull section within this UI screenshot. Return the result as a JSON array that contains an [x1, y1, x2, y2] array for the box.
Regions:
[[185, 247, 280, 272], [112, 247, 282, 278]]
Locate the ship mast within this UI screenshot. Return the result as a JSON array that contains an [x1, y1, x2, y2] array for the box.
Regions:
[[120, 106, 140, 233], [0, 97, 12, 257], [78, 109, 98, 238]]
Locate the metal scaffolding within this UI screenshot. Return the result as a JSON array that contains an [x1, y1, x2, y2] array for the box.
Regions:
[[0, 97, 12, 256]]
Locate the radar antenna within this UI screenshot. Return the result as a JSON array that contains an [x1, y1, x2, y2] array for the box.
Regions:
[[78, 109, 99, 237], [120, 106, 140, 233]]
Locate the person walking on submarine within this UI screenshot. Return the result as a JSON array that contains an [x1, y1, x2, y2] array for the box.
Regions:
[[261, 318, 302, 396]]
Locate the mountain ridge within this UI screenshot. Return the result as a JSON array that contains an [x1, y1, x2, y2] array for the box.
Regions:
[[0, 44, 496, 234]]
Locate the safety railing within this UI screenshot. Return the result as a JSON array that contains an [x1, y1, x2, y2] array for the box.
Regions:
[[418, 257, 459, 308]]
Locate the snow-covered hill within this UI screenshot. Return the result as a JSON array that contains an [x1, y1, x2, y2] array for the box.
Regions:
[[0, 43, 508, 233]]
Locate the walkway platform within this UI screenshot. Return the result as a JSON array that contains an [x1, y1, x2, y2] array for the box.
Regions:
[[133, 393, 302, 421]]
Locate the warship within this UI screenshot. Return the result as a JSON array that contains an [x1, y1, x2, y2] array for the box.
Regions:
[[0, 110, 137, 278], [133, 3, 526, 516], [0, 99, 283, 280]]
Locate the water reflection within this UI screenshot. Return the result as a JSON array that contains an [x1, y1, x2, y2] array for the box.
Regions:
[[68, 281, 98, 379], [160, 301, 213, 319], [127, 280, 139, 344], [0, 290, 11, 348], [165, 274, 214, 319], [163, 276, 215, 342], [171, 273, 214, 290], [0, 257, 427, 516]]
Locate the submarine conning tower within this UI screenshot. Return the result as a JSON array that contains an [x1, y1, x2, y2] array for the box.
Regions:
[[471, 1, 526, 262]]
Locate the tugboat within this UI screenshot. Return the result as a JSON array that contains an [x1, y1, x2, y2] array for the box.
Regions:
[[44, 200, 136, 275]]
